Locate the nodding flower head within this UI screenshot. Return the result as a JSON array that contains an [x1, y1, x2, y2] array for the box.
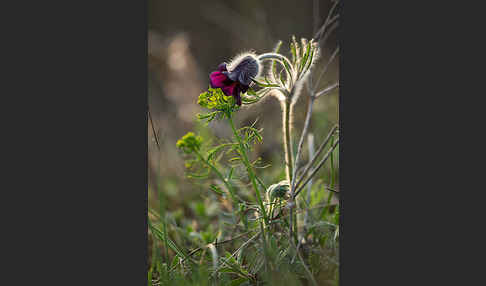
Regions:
[[209, 53, 261, 106], [266, 180, 290, 202]]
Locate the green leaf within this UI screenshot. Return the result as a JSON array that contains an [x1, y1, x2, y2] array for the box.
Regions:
[[299, 39, 312, 74], [282, 59, 294, 84], [303, 42, 316, 75], [291, 35, 299, 64], [148, 220, 189, 261], [246, 87, 257, 96], [209, 184, 224, 196], [300, 38, 308, 62], [207, 144, 234, 162], [186, 172, 209, 179], [279, 69, 287, 87], [197, 111, 218, 122], [227, 167, 234, 181], [230, 277, 249, 286], [272, 40, 283, 80], [334, 205, 339, 225], [171, 255, 179, 269], [147, 267, 153, 286], [256, 88, 271, 96], [241, 96, 260, 105], [219, 267, 238, 274], [197, 88, 239, 120], [252, 78, 280, 88]]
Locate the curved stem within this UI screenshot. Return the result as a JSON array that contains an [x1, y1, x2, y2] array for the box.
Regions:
[[258, 53, 295, 83], [258, 53, 293, 69]]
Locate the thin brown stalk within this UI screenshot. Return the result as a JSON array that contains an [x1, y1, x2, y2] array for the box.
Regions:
[[314, 0, 340, 41], [314, 46, 339, 91], [295, 139, 340, 198], [291, 96, 316, 189], [211, 231, 261, 277], [293, 125, 338, 193], [171, 230, 254, 271], [316, 82, 339, 98], [292, 241, 318, 286], [148, 107, 160, 151]]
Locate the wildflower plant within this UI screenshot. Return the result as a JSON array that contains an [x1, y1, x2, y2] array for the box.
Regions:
[[149, 1, 340, 285]]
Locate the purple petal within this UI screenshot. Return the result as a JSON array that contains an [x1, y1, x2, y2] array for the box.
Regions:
[[221, 81, 237, 98], [210, 71, 229, 88], [217, 63, 227, 72]]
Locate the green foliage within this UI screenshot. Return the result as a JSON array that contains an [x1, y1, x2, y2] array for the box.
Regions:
[[176, 132, 203, 154], [198, 88, 235, 110], [197, 88, 239, 123], [251, 77, 280, 88], [291, 35, 299, 65], [272, 40, 283, 81]]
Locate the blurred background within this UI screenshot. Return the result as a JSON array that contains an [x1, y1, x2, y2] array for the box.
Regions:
[[148, 0, 339, 214]]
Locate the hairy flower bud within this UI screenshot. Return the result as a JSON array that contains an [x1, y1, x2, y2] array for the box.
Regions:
[[209, 53, 261, 106], [266, 180, 290, 201], [226, 54, 261, 86]]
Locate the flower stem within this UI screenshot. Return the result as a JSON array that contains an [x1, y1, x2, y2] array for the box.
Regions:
[[282, 98, 298, 243], [227, 115, 269, 225], [282, 99, 294, 182]]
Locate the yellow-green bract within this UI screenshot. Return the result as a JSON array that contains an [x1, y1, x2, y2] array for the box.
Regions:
[[197, 88, 235, 110], [176, 132, 203, 154]]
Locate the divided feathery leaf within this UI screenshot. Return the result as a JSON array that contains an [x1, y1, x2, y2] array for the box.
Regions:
[[279, 69, 287, 87], [291, 35, 300, 65], [300, 38, 308, 62], [252, 78, 280, 88], [272, 40, 283, 81], [197, 88, 239, 121], [209, 184, 224, 196], [302, 41, 317, 76], [149, 220, 189, 261], [207, 143, 237, 162], [282, 59, 294, 86], [299, 39, 313, 74]]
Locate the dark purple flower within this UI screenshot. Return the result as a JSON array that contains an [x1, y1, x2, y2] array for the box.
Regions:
[[209, 55, 260, 106]]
